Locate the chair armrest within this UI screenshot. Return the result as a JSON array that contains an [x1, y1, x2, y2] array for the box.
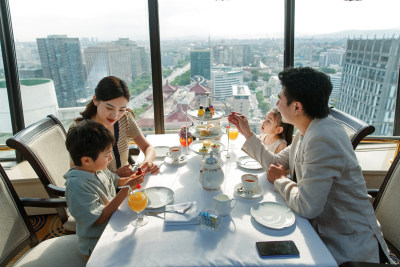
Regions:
[[47, 184, 66, 197], [367, 188, 379, 198], [21, 197, 68, 208], [128, 146, 140, 166]]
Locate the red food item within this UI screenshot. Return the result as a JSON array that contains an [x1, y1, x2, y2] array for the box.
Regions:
[[136, 184, 141, 189], [136, 167, 142, 175]]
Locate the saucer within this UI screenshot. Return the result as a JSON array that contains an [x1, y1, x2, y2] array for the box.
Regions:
[[234, 183, 263, 199], [164, 155, 188, 165]]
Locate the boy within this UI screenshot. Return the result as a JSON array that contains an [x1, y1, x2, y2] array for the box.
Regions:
[[64, 120, 144, 260]]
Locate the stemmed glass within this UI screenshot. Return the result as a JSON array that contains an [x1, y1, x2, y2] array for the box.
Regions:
[[128, 186, 148, 227], [225, 125, 239, 158]]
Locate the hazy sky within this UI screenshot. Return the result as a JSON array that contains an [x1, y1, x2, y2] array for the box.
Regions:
[[9, 0, 400, 42]]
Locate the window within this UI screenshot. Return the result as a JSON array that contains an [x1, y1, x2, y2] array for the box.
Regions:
[[9, 0, 154, 133], [295, 0, 400, 136]]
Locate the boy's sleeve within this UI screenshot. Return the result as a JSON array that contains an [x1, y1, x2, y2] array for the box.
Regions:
[[66, 179, 104, 229]]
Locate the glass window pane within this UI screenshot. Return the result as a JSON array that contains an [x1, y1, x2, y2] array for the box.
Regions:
[[159, 0, 284, 138], [9, 0, 154, 134], [295, 0, 400, 136], [0, 42, 16, 160]]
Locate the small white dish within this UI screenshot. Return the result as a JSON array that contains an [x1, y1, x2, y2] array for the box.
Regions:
[[164, 155, 188, 165], [188, 126, 224, 139], [237, 156, 263, 170], [155, 146, 170, 159], [250, 202, 295, 229], [234, 183, 263, 199], [145, 186, 174, 209]]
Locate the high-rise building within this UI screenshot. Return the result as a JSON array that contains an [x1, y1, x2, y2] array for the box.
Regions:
[[328, 74, 342, 107], [337, 37, 400, 135], [232, 85, 251, 116], [211, 67, 243, 99], [36, 35, 87, 108], [190, 49, 211, 80], [84, 38, 150, 91], [319, 49, 345, 67], [232, 45, 251, 66]]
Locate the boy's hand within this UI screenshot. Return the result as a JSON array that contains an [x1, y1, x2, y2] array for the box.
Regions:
[[116, 165, 134, 177], [267, 163, 287, 184], [127, 173, 145, 188], [140, 161, 160, 174]]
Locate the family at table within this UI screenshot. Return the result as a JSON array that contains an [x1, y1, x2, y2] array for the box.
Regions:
[[63, 68, 393, 265]]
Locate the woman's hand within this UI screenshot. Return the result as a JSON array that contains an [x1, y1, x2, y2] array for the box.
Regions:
[[227, 112, 253, 140], [116, 164, 134, 177], [267, 163, 287, 184], [140, 161, 160, 175]]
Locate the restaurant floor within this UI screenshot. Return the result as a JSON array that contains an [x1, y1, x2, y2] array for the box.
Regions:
[[7, 214, 66, 267]]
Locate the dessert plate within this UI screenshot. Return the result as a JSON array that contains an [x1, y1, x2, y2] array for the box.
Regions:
[[188, 126, 224, 139], [189, 140, 225, 156], [155, 146, 169, 159], [237, 156, 263, 170], [187, 108, 225, 120], [250, 202, 295, 229], [234, 183, 263, 199], [145, 186, 174, 209]]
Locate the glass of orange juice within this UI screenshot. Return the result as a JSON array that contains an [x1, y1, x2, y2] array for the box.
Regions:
[[128, 189, 148, 227], [228, 125, 239, 148]]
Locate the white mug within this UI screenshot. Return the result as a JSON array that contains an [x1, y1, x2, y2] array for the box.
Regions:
[[166, 146, 181, 161], [213, 194, 237, 216], [241, 174, 259, 193]]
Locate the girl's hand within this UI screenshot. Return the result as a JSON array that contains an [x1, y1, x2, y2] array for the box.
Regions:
[[140, 161, 160, 175], [227, 112, 253, 140], [116, 165, 134, 177], [267, 163, 287, 184]]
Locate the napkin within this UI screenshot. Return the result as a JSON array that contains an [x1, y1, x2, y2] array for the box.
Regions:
[[164, 201, 198, 226]]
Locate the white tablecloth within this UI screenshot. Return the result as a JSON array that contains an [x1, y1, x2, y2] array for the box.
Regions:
[[87, 134, 337, 267]]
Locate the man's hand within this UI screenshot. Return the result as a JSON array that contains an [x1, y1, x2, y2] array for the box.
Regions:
[[227, 112, 254, 140], [267, 163, 287, 184]]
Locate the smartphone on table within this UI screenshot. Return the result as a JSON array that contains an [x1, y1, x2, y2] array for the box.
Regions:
[[256, 240, 299, 258]]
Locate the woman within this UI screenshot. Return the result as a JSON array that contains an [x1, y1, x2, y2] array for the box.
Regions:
[[75, 76, 159, 176]]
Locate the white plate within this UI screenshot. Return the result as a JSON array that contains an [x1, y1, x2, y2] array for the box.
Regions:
[[234, 183, 263, 199], [250, 202, 295, 229], [237, 156, 263, 170], [144, 187, 174, 209], [155, 146, 170, 159], [164, 155, 188, 165], [189, 140, 226, 156], [187, 108, 225, 120], [188, 126, 224, 139]]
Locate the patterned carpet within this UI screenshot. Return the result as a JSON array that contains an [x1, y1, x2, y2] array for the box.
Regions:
[[6, 214, 66, 266]]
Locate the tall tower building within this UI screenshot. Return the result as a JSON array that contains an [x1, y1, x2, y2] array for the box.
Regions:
[[337, 37, 400, 135], [211, 67, 243, 99], [232, 85, 251, 116], [37, 35, 87, 108], [328, 74, 342, 107], [190, 49, 211, 80]]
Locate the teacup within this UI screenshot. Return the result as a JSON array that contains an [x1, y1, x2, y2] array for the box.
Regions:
[[213, 194, 237, 216], [166, 146, 182, 161], [241, 174, 259, 194]]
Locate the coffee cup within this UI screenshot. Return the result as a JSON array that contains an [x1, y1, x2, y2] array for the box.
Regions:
[[213, 194, 237, 216], [166, 146, 181, 161], [241, 174, 259, 194]]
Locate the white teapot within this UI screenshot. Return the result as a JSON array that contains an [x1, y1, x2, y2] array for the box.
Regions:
[[199, 151, 224, 190]]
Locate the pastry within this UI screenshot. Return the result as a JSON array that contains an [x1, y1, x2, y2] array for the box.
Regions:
[[203, 140, 211, 147], [199, 146, 209, 153], [200, 129, 210, 136], [197, 106, 204, 117]]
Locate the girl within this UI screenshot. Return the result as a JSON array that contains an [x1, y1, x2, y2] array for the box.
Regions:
[[259, 108, 294, 153], [75, 76, 159, 176]]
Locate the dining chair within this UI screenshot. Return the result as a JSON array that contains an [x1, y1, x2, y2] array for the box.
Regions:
[[329, 107, 375, 150], [0, 164, 86, 267], [340, 151, 400, 266], [6, 114, 76, 233]]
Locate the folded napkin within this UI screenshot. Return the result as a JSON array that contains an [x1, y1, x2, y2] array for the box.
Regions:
[[164, 201, 198, 226]]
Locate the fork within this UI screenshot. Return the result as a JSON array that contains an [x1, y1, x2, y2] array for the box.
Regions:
[[145, 205, 191, 216]]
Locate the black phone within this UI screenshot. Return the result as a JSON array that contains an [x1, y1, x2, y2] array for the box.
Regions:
[[256, 240, 299, 257]]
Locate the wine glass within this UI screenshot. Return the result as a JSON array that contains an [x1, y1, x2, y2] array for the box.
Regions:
[[128, 189, 148, 227], [228, 125, 239, 148]]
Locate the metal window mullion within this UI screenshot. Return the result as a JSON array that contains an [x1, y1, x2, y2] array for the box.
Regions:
[[284, 0, 295, 69]]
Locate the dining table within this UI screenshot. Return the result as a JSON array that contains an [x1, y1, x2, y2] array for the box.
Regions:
[[86, 133, 337, 267]]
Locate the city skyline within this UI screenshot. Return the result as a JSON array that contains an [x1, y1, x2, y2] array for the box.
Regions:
[[9, 0, 400, 42]]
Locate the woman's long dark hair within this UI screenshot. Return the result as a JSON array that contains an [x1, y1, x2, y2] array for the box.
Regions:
[[75, 76, 130, 122], [270, 108, 294, 145]]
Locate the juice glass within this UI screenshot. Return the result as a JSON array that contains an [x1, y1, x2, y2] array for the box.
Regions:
[[128, 190, 148, 227]]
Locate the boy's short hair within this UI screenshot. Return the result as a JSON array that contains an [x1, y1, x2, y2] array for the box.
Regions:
[[66, 120, 115, 166]]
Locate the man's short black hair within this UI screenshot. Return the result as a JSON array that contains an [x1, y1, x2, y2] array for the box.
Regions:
[[278, 67, 332, 119], [66, 120, 115, 166]]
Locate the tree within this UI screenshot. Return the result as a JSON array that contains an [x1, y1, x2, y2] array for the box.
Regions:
[[248, 81, 258, 91], [320, 67, 336, 74], [171, 70, 191, 86]]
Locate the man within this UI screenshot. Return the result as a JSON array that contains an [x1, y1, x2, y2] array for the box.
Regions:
[[228, 67, 392, 265]]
